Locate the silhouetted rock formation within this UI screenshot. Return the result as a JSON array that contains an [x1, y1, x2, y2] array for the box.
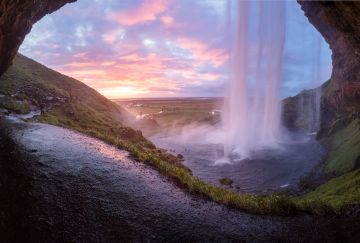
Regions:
[[0, 0, 76, 76]]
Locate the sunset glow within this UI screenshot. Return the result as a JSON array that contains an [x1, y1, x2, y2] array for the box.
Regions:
[[20, 0, 331, 99]]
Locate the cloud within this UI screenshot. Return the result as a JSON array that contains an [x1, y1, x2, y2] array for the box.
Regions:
[[108, 0, 169, 26], [160, 15, 174, 25], [19, 0, 332, 99], [102, 28, 126, 44], [74, 24, 93, 46], [176, 37, 229, 67], [98, 86, 151, 99]]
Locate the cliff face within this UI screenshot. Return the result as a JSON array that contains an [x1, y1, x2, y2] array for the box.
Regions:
[[0, 0, 76, 76], [298, 1, 360, 115]]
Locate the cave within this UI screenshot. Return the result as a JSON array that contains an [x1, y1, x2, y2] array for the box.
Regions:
[[0, 1, 360, 242]]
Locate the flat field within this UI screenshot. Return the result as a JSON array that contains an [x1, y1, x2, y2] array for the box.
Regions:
[[114, 98, 222, 132]]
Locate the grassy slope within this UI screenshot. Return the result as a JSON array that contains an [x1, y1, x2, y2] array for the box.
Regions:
[[296, 170, 360, 214], [1, 54, 359, 215], [0, 54, 131, 122], [325, 119, 360, 174], [0, 54, 187, 169]]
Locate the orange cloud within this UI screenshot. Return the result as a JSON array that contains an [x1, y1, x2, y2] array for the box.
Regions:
[[98, 86, 151, 99], [109, 0, 168, 26], [57, 53, 185, 98]]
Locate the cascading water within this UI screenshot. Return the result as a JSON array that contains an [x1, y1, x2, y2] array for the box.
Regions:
[[222, 1, 286, 159], [150, 0, 329, 193], [309, 33, 322, 133], [297, 33, 322, 134]]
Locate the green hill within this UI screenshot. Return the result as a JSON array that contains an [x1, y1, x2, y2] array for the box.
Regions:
[[0, 54, 188, 169], [0, 54, 132, 124]]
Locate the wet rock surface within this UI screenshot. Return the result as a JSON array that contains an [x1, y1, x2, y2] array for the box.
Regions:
[[0, 116, 360, 242]]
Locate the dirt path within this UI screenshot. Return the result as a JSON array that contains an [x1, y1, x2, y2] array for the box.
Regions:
[[0, 116, 358, 242]]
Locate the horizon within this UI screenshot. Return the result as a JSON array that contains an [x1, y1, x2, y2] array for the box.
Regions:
[[110, 96, 222, 101], [19, 0, 332, 99]]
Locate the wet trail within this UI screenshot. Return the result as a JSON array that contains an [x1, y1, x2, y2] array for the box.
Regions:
[[0, 117, 359, 242]]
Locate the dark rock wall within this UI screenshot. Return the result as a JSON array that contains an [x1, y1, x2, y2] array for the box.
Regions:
[[298, 1, 360, 114], [0, 0, 76, 76]]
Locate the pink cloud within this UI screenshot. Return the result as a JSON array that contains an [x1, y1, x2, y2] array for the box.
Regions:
[[54, 35, 226, 98], [56, 51, 193, 98], [177, 37, 229, 67], [180, 69, 221, 82], [109, 0, 169, 26], [160, 15, 174, 25], [102, 31, 118, 44], [102, 29, 126, 44], [73, 52, 88, 59], [64, 62, 98, 67]]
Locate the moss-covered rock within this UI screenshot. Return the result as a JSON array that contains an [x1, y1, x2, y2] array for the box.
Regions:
[[0, 95, 31, 114], [323, 118, 360, 175], [220, 177, 233, 186]]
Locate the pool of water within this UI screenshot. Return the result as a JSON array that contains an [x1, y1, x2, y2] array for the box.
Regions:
[[150, 132, 326, 194]]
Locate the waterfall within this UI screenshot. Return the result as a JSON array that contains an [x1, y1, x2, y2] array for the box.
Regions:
[[310, 32, 322, 133], [222, 1, 286, 159], [297, 32, 322, 133]]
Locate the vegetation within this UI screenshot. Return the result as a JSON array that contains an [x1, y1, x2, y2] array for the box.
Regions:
[[290, 108, 360, 214], [220, 177, 233, 186], [324, 118, 360, 174], [1, 54, 360, 215], [295, 170, 360, 214], [116, 98, 222, 133], [0, 95, 31, 114]]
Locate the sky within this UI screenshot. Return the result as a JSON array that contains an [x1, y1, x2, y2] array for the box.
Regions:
[[20, 0, 332, 99]]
